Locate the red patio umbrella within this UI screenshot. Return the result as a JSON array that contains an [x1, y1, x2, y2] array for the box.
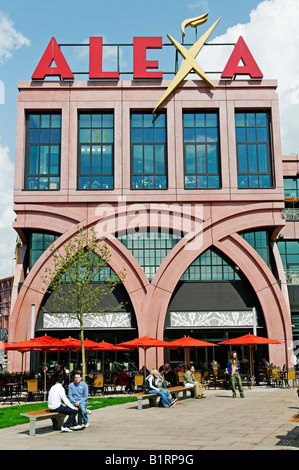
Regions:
[[6, 335, 65, 398], [116, 336, 171, 379], [169, 336, 217, 368], [218, 333, 285, 379], [90, 340, 132, 373], [60, 338, 131, 374]]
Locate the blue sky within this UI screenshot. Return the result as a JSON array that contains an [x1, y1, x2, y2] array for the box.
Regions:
[[0, 0, 298, 278]]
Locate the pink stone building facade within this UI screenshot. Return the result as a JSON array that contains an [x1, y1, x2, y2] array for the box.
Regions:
[[8, 77, 296, 372]]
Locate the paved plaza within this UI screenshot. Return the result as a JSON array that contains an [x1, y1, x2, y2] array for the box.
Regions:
[[1, 386, 299, 451]]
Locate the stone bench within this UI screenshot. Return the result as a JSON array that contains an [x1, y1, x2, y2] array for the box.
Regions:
[[20, 409, 65, 436], [133, 385, 194, 410]]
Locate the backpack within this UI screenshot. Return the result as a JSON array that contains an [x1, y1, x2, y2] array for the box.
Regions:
[[143, 375, 152, 393]]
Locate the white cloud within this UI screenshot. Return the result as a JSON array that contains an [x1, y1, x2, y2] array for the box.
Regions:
[[0, 11, 30, 63], [0, 12, 29, 278], [0, 145, 15, 279], [196, 0, 299, 155]]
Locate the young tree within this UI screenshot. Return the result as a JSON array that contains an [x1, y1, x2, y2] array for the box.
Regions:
[[42, 226, 126, 380]]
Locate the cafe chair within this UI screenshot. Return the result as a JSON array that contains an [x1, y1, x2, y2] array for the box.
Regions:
[[93, 374, 104, 395], [133, 374, 144, 392], [25, 379, 42, 402]]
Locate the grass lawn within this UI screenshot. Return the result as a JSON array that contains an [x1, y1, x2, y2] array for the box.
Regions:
[[0, 396, 137, 429]]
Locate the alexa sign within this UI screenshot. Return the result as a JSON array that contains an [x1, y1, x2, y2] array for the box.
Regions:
[[32, 13, 263, 112]]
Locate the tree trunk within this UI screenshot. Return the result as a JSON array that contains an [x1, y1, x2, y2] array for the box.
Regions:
[[80, 321, 86, 381]]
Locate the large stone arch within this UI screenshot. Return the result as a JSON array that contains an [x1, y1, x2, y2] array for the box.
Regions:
[[9, 201, 291, 370]]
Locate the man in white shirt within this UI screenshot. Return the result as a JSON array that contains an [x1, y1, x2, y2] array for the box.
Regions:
[[48, 374, 81, 432]]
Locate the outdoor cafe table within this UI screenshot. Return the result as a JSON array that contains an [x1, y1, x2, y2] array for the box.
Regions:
[[2, 383, 20, 406]]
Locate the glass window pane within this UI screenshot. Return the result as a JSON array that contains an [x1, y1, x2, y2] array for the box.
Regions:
[[133, 145, 143, 173], [29, 129, 40, 144], [29, 115, 40, 128], [144, 145, 154, 173], [194, 114, 204, 127], [131, 114, 143, 127], [183, 114, 194, 127], [208, 175, 220, 188], [78, 176, 90, 190], [256, 113, 267, 126], [185, 145, 196, 173], [207, 145, 217, 173], [235, 113, 245, 127], [132, 128, 143, 143], [184, 127, 195, 142], [206, 128, 218, 143], [91, 147, 101, 174], [29, 147, 39, 174], [256, 127, 268, 142], [236, 127, 246, 142], [39, 146, 49, 174], [248, 144, 258, 173], [206, 114, 218, 127], [102, 146, 112, 174], [51, 114, 61, 128], [144, 128, 154, 143], [197, 175, 207, 188], [185, 175, 196, 188], [246, 113, 256, 127], [40, 129, 50, 143], [49, 177, 60, 189], [80, 147, 90, 174], [102, 176, 113, 189], [197, 145, 206, 173], [247, 127, 256, 142], [41, 115, 50, 128], [238, 175, 248, 188], [50, 146, 59, 174], [259, 175, 270, 188], [50, 128, 61, 143], [258, 144, 268, 173], [80, 129, 91, 143], [249, 174, 259, 188], [80, 114, 91, 128], [237, 144, 247, 173], [154, 127, 166, 142], [155, 145, 165, 173], [102, 114, 113, 128]]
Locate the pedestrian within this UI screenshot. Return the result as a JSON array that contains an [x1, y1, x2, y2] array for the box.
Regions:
[[184, 365, 206, 398], [68, 370, 90, 428], [118, 365, 133, 393], [48, 373, 81, 432], [144, 369, 177, 408], [227, 351, 244, 398], [164, 363, 177, 386]]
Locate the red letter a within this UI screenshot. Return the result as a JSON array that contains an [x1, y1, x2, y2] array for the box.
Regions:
[[221, 36, 263, 79], [32, 37, 74, 80]]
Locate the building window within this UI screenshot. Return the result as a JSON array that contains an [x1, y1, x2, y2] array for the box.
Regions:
[[118, 230, 181, 280], [78, 112, 114, 190], [29, 232, 59, 268], [239, 230, 270, 267], [277, 240, 299, 270], [284, 178, 299, 199], [183, 112, 221, 189], [180, 247, 241, 281], [25, 113, 61, 190], [235, 111, 273, 189], [131, 112, 167, 189]]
